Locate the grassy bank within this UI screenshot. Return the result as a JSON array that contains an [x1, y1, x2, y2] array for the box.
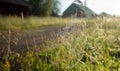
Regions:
[[0, 16, 70, 30], [0, 17, 120, 71]]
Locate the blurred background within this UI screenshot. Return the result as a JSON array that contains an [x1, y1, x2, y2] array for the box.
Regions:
[[0, 0, 120, 17]]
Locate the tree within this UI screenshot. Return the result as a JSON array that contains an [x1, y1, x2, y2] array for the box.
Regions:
[[100, 12, 111, 17], [26, 0, 60, 16], [43, 0, 54, 16], [51, 0, 60, 16], [28, 0, 45, 16]]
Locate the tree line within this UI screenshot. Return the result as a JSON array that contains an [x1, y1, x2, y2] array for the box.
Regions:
[[25, 0, 60, 16]]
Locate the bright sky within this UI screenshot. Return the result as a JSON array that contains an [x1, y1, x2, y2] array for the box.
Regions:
[[60, 0, 120, 15]]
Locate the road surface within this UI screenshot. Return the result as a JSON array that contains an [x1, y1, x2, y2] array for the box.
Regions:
[[0, 25, 81, 55]]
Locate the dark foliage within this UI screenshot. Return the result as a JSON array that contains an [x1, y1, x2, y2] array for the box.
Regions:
[[26, 0, 60, 16]]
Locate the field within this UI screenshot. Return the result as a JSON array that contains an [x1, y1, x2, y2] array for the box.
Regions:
[[0, 16, 120, 71], [0, 16, 70, 30]]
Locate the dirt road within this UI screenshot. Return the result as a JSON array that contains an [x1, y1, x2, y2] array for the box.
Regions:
[[0, 25, 65, 54], [0, 24, 81, 55]]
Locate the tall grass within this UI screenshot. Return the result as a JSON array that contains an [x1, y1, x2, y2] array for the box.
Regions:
[[0, 17, 120, 71]]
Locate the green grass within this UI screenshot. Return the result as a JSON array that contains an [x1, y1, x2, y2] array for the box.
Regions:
[[0, 16, 70, 30], [0, 17, 120, 71]]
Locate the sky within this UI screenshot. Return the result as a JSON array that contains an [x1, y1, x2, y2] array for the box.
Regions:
[[59, 0, 120, 15]]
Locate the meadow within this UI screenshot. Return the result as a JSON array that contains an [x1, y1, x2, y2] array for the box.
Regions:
[[0, 16, 70, 30], [0, 16, 120, 71]]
